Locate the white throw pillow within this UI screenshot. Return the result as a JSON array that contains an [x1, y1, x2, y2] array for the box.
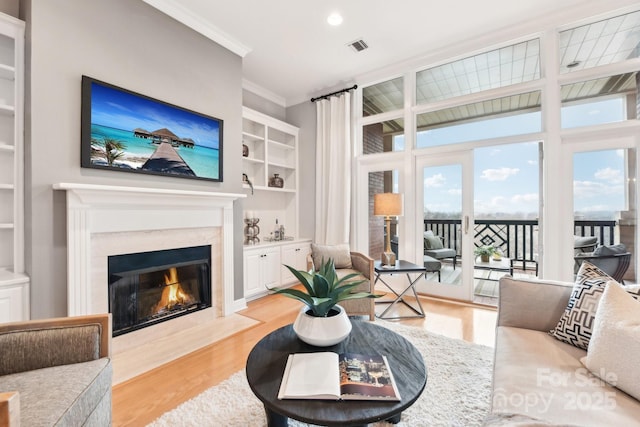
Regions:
[[581, 281, 640, 401], [310, 243, 352, 270]]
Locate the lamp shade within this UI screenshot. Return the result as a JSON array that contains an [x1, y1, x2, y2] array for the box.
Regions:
[[374, 193, 404, 217]]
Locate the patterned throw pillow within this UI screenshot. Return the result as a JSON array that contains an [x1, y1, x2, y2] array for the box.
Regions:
[[549, 262, 640, 350]]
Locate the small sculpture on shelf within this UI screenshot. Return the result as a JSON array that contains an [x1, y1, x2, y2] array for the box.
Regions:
[[242, 142, 249, 157], [242, 173, 254, 195], [244, 213, 260, 245]]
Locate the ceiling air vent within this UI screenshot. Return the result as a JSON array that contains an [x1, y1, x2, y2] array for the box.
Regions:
[[348, 39, 368, 53]]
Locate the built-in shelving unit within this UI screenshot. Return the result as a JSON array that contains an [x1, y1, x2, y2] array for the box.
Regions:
[[0, 12, 28, 322], [242, 107, 308, 300], [242, 106, 299, 237]]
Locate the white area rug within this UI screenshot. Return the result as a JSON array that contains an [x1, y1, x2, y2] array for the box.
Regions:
[[148, 320, 494, 427]]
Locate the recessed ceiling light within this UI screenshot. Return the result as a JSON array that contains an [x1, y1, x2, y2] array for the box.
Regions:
[[327, 13, 343, 26]]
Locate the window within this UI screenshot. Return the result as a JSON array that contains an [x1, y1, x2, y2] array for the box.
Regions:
[[362, 77, 403, 116], [416, 39, 540, 104], [561, 73, 636, 128], [574, 150, 626, 218], [363, 118, 405, 154], [416, 91, 542, 148], [559, 10, 640, 73], [368, 170, 400, 258]]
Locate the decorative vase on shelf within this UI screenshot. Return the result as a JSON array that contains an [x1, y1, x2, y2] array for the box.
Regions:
[[268, 173, 284, 188], [242, 143, 249, 157]]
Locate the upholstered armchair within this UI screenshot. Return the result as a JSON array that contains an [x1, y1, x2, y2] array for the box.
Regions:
[[307, 243, 375, 320], [0, 314, 112, 426]]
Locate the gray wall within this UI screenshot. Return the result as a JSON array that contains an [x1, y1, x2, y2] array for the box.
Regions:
[[243, 89, 286, 121], [24, 0, 244, 318], [286, 101, 316, 240], [0, 0, 17, 18]]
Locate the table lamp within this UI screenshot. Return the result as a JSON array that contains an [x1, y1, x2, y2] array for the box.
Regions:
[[374, 193, 404, 265]]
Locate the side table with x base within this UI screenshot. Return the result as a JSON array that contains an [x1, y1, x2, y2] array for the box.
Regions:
[[374, 260, 426, 320]]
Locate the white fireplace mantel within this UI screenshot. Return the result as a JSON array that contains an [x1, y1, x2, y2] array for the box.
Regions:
[[54, 183, 245, 317]]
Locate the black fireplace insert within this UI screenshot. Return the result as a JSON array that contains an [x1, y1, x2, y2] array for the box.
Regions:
[[108, 245, 212, 336]]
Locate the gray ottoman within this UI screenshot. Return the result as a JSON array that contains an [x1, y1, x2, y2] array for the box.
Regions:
[[423, 255, 441, 281]]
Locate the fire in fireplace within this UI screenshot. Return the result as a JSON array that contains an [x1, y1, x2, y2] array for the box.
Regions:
[[108, 245, 212, 336]]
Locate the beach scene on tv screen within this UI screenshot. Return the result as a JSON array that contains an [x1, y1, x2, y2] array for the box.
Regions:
[[88, 81, 220, 180]]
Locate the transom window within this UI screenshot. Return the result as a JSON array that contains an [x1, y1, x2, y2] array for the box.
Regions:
[[416, 39, 540, 105], [559, 10, 640, 73]]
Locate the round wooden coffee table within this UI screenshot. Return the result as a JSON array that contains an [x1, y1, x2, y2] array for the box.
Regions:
[[246, 320, 427, 427]]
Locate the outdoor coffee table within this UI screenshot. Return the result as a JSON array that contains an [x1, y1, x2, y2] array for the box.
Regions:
[[246, 320, 427, 427], [474, 257, 511, 281]]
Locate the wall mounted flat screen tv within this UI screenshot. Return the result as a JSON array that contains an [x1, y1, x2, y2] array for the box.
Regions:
[[81, 76, 223, 182]]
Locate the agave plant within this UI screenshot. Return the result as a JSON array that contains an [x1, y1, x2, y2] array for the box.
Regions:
[[269, 258, 380, 317]]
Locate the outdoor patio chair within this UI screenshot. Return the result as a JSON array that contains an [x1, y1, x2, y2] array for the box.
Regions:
[[423, 230, 457, 270], [574, 243, 631, 284], [574, 235, 598, 254]]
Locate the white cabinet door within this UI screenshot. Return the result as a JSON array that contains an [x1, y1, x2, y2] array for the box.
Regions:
[[262, 247, 281, 289], [243, 246, 282, 298], [243, 249, 265, 298], [280, 241, 311, 285], [0, 285, 25, 323]]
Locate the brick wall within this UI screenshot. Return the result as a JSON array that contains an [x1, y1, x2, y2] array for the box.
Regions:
[[364, 123, 385, 258]]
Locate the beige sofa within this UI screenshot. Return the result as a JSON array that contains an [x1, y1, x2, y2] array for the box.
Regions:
[[0, 314, 112, 426], [488, 276, 640, 426]]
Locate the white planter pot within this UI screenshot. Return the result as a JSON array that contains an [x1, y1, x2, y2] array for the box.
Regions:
[[292, 304, 352, 347]]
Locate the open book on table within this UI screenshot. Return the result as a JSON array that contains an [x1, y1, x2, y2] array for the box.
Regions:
[[278, 352, 401, 401]]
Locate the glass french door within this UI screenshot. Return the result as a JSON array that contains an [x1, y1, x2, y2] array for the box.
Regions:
[[415, 152, 474, 300]]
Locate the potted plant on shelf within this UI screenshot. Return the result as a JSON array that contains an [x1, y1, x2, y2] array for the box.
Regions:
[[474, 245, 497, 263], [268, 258, 380, 346]]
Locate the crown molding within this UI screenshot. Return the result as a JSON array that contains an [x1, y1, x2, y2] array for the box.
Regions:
[[142, 0, 251, 57], [242, 79, 287, 107]]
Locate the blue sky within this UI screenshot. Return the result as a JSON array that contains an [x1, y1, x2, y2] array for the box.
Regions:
[[89, 81, 220, 149], [420, 97, 627, 217]]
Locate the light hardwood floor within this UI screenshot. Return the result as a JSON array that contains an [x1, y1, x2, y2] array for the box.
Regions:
[[111, 290, 497, 426]]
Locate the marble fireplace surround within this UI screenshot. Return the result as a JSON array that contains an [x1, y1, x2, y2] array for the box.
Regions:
[[54, 183, 257, 383]]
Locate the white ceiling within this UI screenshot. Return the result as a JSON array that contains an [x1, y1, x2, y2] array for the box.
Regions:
[[144, 0, 638, 107]]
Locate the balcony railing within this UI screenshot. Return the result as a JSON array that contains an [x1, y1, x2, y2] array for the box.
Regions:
[[424, 218, 617, 269]]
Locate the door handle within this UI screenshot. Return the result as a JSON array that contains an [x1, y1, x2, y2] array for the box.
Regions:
[[464, 216, 469, 234]]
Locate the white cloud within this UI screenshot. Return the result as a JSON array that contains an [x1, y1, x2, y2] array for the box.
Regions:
[[447, 188, 462, 195], [480, 167, 519, 181], [511, 193, 538, 204], [527, 160, 537, 166], [424, 173, 446, 188], [594, 167, 623, 184], [573, 180, 623, 199]]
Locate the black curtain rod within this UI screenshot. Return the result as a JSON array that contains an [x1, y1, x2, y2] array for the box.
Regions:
[[310, 84, 358, 102]]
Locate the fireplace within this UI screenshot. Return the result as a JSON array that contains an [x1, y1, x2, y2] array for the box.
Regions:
[[55, 183, 247, 384], [108, 245, 212, 336]]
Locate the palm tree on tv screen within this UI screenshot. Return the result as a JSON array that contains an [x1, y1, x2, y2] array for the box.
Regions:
[[92, 137, 126, 166]]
